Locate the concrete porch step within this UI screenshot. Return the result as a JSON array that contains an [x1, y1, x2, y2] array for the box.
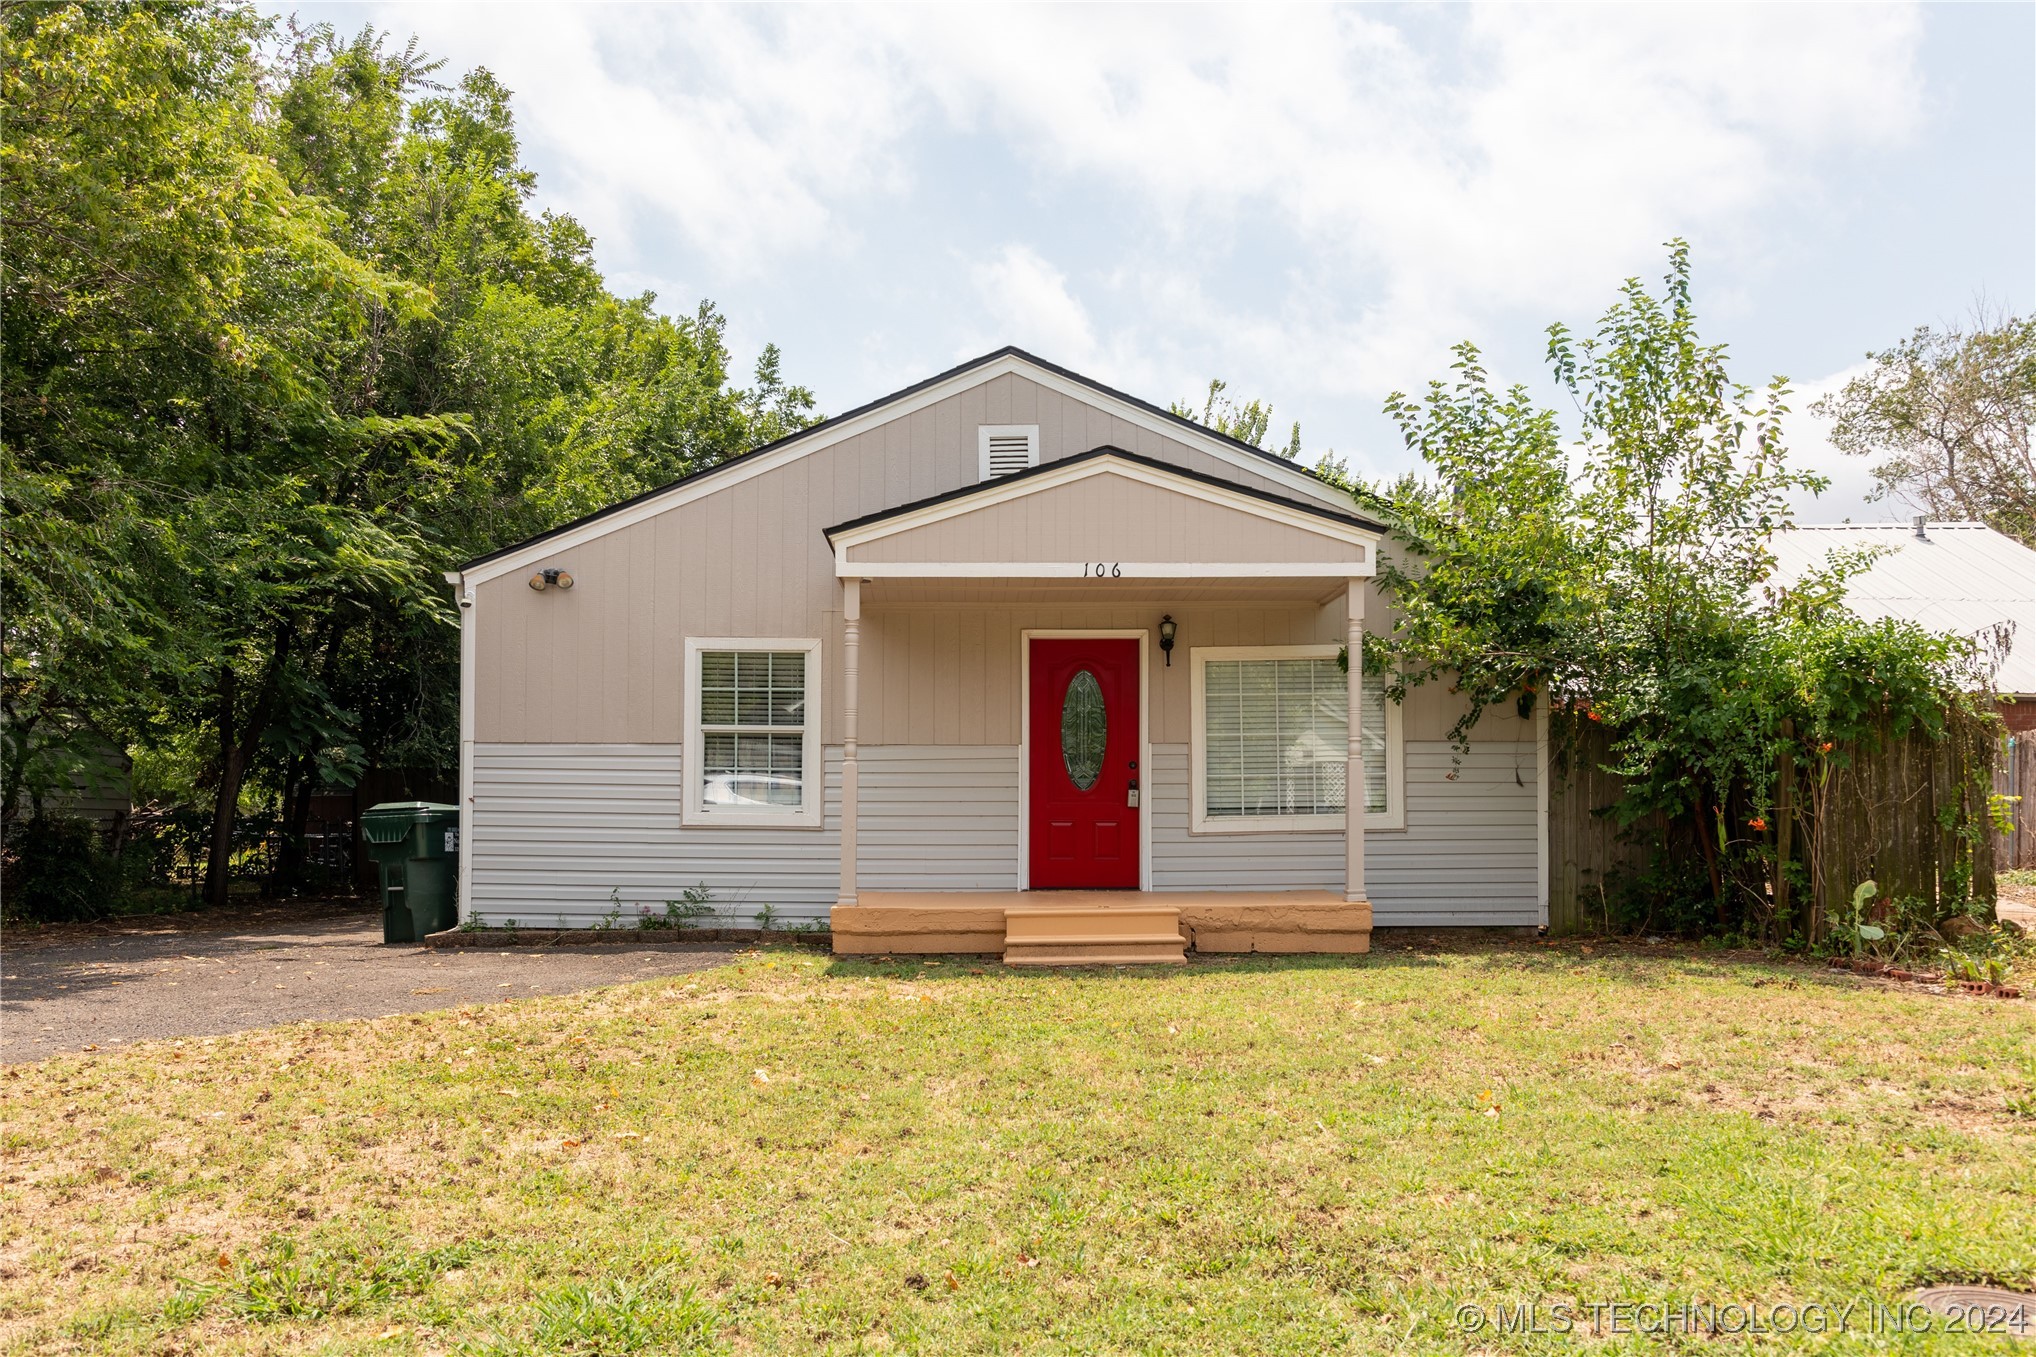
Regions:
[[1001, 905, 1187, 966], [1002, 941, 1189, 966]]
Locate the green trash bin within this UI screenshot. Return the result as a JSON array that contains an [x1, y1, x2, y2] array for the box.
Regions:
[[361, 802, 461, 944]]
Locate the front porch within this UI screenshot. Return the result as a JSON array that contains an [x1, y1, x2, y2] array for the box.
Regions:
[[832, 889, 1373, 962], [825, 448, 1388, 963]]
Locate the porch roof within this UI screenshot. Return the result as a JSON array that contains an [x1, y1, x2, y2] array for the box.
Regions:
[[825, 446, 1384, 581]]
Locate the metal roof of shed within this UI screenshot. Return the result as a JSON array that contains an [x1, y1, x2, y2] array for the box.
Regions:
[[1768, 521, 2036, 696]]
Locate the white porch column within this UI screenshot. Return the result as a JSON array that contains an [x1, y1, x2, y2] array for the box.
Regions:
[[1345, 579, 1368, 903], [839, 577, 861, 906]]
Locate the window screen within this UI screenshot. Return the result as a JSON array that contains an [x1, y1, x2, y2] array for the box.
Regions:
[[698, 650, 807, 809], [1202, 657, 1387, 820]]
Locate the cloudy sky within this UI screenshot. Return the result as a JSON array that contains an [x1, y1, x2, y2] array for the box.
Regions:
[[288, 2, 2033, 519]]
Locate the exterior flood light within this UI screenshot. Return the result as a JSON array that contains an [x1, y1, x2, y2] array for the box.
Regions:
[[529, 567, 574, 592], [1158, 614, 1177, 666]]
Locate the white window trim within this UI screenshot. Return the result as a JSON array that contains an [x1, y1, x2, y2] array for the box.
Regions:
[[682, 636, 824, 829], [977, 424, 1040, 481], [1188, 644, 1405, 834]]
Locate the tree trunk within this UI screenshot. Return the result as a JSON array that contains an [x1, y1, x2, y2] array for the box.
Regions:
[[271, 754, 316, 896], [1807, 753, 1830, 942], [200, 627, 293, 909], [201, 669, 244, 909], [1694, 787, 1727, 929], [1774, 744, 1795, 938], [269, 616, 347, 897]]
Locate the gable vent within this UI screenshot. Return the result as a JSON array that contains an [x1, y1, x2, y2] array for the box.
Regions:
[[978, 424, 1040, 480]]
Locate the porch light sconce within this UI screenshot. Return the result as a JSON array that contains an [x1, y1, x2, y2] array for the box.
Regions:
[[528, 567, 574, 592], [1158, 614, 1177, 666]]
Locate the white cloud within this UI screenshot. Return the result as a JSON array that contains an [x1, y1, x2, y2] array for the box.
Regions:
[[357, 6, 1922, 271], [1785, 362, 1915, 524], [967, 245, 1097, 364], [354, 4, 924, 273], [322, 1, 1937, 455], [866, 5, 1924, 368]]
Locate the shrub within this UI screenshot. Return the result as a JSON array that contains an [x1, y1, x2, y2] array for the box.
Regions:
[[1, 815, 122, 922], [1361, 243, 2002, 941]]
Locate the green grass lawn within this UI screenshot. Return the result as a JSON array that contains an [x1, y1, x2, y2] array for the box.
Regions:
[[6, 940, 2034, 1354]]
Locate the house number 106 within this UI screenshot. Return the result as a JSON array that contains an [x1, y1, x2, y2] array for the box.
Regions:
[[1083, 562, 1123, 578]]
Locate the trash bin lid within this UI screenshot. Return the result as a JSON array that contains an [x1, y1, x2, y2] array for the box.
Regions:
[[361, 801, 459, 847], [361, 801, 459, 817]]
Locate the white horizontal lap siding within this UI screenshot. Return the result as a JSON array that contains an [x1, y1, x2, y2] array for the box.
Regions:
[[470, 744, 841, 927], [1150, 742, 1539, 925], [858, 746, 1021, 890]]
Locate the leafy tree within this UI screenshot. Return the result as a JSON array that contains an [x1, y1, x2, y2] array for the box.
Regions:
[[1368, 347, 1591, 747], [1360, 244, 1997, 939], [2, 3, 817, 912], [1172, 379, 1303, 459], [1812, 308, 2036, 546]]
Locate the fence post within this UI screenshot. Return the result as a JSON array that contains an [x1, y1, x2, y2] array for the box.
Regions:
[[1775, 719, 1794, 935]]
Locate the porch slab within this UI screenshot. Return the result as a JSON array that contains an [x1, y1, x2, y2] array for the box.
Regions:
[[830, 890, 1371, 957]]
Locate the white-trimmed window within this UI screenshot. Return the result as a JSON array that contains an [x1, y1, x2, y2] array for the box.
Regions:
[[1189, 645, 1403, 833], [683, 638, 822, 827]]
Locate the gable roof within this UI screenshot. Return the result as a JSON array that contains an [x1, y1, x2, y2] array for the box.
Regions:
[[453, 347, 1356, 583], [824, 445, 1384, 542], [1769, 521, 2036, 695]]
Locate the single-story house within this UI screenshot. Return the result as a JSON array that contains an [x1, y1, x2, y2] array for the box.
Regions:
[[1768, 519, 2036, 732], [445, 349, 1548, 962]]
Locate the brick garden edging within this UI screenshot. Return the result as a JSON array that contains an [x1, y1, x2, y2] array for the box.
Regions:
[[423, 927, 830, 949], [1822, 953, 2022, 999]]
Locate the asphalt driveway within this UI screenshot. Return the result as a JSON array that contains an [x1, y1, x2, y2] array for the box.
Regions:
[[1, 906, 736, 1062]]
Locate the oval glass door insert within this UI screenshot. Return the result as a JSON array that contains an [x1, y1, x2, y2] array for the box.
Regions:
[[1061, 668, 1106, 791]]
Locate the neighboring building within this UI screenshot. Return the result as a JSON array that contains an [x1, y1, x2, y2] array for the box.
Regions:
[[1768, 520, 2036, 732], [0, 724, 131, 833], [446, 349, 1547, 962]]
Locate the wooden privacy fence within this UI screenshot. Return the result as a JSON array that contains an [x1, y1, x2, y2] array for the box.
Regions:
[[1548, 718, 2006, 936], [1998, 733, 2034, 871], [1546, 725, 1649, 934]]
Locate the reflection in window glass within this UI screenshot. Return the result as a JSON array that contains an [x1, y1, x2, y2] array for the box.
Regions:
[[1202, 658, 1386, 819], [699, 650, 806, 808]]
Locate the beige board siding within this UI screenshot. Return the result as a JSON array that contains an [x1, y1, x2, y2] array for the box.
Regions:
[[859, 601, 1353, 747], [474, 372, 1334, 746], [481, 565, 1476, 752], [1149, 741, 1540, 925], [845, 472, 1367, 565], [848, 599, 1505, 748]]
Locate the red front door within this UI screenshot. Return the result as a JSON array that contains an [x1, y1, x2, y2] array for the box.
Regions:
[[1029, 638, 1140, 889]]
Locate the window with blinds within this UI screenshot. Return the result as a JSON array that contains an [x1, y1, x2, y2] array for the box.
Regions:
[[699, 650, 806, 808], [684, 639, 822, 826], [1198, 653, 1387, 827]]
